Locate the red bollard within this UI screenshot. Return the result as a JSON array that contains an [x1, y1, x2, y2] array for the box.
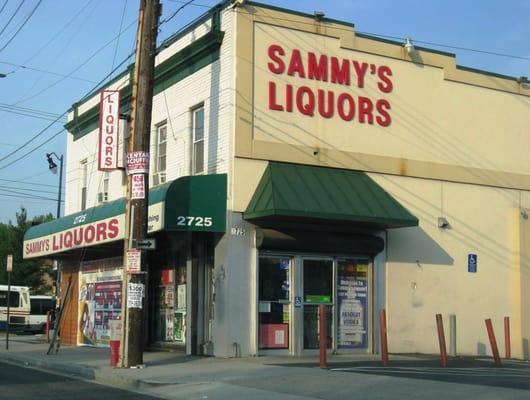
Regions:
[[379, 309, 389, 367], [504, 317, 511, 359], [435, 314, 448, 368], [319, 304, 327, 368], [485, 319, 502, 367]]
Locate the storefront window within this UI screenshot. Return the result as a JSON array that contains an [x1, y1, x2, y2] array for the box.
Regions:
[[337, 258, 369, 349], [258, 256, 291, 350]]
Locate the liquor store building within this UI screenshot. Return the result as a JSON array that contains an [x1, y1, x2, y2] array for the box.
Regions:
[[24, 2, 530, 359]]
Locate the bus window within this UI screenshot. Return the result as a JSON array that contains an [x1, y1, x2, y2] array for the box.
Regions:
[[0, 290, 20, 308]]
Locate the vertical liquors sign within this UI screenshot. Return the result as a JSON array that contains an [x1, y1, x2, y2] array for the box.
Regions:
[[98, 90, 120, 171]]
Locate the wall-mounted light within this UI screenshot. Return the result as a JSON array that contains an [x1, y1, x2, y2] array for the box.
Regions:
[[438, 217, 450, 229], [521, 208, 529, 220], [404, 37, 415, 55]]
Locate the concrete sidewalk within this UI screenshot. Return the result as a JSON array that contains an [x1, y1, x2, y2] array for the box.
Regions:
[[2, 334, 530, 400]]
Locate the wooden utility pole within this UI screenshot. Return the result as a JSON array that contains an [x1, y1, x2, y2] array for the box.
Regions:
[[120, 0, 160, 368]]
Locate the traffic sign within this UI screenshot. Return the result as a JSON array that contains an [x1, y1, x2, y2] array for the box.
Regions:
[[136, 239, 156, 250]]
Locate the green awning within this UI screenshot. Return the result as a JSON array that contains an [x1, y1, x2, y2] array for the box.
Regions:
[[243, 163, 418, 229], [23, 174, 226, 259]]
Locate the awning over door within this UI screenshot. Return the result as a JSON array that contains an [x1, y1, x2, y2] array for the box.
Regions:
[[243, 162, 418, 229], [23, 174, 227, 259]]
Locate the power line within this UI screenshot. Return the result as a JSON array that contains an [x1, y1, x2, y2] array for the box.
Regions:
[[0, 102, 64, 119], [0, 50, 134, 171], [159, 0, 196, 26], [0, 176, 57, 188], [0, 0, 23, 40], [15, 17, 137, 105], [357, 31, 530, 62], [0, 103, 66, 122], [110, 0, 128, 74], [0, 0, 41, 54], [20, 0, 95, 67], [0, 183, 58, 195], [0, 60, 97, 83], [0, 1, 9, 17], [0, 187, 60, 202]]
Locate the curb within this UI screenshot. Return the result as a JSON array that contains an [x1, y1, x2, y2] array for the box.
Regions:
[[0, 353, 141, 390]]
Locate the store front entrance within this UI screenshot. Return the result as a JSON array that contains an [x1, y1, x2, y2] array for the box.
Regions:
[[258, 254, 373, 356]]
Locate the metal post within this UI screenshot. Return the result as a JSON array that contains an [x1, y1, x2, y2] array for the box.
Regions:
[[319, 304, 327, 368], [436, 314, 448, 368], [449, 314, 457, 357], [379, 309, 389, 367], [5, 269, 10, 350], [57, 155, 63, 218], [504, 317, 511, 359], [485, 319, 502, 367]]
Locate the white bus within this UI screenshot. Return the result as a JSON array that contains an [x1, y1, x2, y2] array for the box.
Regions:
[[28, 295, 55, 333], [0, 285, 30, 331]]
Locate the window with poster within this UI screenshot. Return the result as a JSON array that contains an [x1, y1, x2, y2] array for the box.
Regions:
[[337, 258, 370, 349]]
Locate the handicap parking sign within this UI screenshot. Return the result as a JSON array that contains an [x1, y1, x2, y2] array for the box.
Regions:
[[294, 296, 302, 308], [468, 254, 477, 273]]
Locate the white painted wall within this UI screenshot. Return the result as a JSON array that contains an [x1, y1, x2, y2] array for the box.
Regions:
[[65, 8, 234, 216], [370, 173, 528, 358]]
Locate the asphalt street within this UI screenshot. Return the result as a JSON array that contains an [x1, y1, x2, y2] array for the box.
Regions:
[[0, 361, 161, 400]]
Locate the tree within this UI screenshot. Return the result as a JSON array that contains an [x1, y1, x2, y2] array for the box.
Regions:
[[0, 207, 54, 293]]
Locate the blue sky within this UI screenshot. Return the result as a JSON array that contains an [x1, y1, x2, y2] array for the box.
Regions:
[[0, 0, 528, 223]]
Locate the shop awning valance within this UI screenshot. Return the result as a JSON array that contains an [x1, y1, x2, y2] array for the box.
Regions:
[[23, 174, 227, 259], [243, 163, 418, 229]]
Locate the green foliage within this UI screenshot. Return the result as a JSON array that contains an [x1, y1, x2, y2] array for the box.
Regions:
[[0, 207, 54, 293]]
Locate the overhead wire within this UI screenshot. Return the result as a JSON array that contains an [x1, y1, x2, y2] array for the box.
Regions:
[[0, 1, 9, 16], [110, 0, 128, 74], [0, 0, 23, 39], [14, 17, 137, 105], [0, 50, 135, 171], [0, 60, 97, 83], [0, 103, 66, 122], [0, 0, 41, 54]]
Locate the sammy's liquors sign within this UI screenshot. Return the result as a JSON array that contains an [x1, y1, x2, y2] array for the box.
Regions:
[[24, 215, 125, 258]]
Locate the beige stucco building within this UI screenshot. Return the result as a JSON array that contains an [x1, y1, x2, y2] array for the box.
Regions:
[[24, 2, 530, 359]]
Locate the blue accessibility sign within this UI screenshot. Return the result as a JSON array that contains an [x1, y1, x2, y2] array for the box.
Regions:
[[468, 254, 477, 273], [294, 296, 302, 308]]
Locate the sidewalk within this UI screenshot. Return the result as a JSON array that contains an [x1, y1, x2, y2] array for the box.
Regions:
[[1, 334, 529, 400]]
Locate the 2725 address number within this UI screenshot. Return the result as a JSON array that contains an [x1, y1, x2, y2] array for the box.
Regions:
[[176, 216, 213, 227]]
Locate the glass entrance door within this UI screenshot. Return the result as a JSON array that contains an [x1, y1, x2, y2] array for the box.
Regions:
[[302, 258, 333, 350]]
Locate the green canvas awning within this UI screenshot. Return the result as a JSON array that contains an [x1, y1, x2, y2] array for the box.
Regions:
[[23, 174, 227, 259], [244, 163, 418, 229]]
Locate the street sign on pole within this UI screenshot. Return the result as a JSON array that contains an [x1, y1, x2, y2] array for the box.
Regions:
[[6, 254, 12, 272], [135, 239, 156, 250]]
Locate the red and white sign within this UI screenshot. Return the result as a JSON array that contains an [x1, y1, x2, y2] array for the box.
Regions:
[[98, 90, 120, 171], [126, 249, 141, 274], [131, 174, 145, 199], [6, 254, 12, 272], [126, 151, 149, 175], [23, 215, 125, 258]]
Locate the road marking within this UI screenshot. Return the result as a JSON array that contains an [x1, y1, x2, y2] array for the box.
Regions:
[[331, 366, 530, 378]]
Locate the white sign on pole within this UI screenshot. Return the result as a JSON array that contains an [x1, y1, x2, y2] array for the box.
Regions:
[[126, 249, 141, 273], [98, 90, 120, 171], [6, 254, 12, 272], [131, 174, 145, 200], [127, 282, 144, 309], [126, 151, 149, 175]]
